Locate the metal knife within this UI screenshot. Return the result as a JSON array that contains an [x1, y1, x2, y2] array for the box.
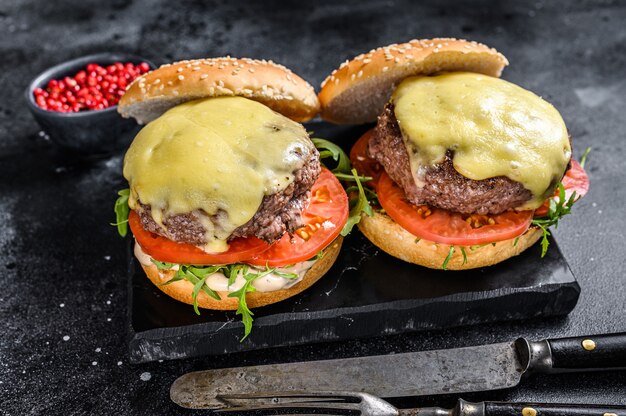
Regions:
[[170, 332, 626, 409]]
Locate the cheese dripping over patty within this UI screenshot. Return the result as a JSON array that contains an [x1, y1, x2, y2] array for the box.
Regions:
[[392, 72, 571, 210], [123, 96, 313, 252]]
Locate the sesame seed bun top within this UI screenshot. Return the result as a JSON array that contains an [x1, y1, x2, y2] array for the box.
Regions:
[[318, 38, 509, 124], [118, 57, 320, 124]]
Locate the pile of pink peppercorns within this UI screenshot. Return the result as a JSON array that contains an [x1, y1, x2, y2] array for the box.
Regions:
[[33, 62, 151, 112]]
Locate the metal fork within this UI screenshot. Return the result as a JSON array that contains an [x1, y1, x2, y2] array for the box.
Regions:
[[214, 391, 399, 415], [213, 392, 626, 416]]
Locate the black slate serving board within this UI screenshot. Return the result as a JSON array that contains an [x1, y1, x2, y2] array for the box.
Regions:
[[128, 232, 579, 363], [126, 123, 580, 363]]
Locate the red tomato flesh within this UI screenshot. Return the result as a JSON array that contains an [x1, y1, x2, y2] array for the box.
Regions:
[[248, 168, 349, 267], [129, 210, 271, 265], [349, 129, 382, 188], [534, 160, 589, 217], [376, 172, 533, 246]]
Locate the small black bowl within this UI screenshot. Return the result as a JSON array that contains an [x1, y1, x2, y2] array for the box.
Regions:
[[25, 53, 156, 154]]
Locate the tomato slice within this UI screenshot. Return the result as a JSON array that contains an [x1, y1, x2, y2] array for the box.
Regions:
[[248, 168, 349, 267], [349, 129, 382, 187], [534, 160, 589, 217], [129, 210, 271, 265], [377, 172, 533, 245]]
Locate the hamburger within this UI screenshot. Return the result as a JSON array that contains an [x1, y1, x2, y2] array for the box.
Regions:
[[318, 38, 589, 270], [114, 57, 348, 337]]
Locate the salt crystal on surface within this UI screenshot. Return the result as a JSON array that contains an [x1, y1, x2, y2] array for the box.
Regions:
[[92, 361, 97, 366], [95, 348, 101, 353], [140, 372, 152, 381], [62, 335, 70, 341]]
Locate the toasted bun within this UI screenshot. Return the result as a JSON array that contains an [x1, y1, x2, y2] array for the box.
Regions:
[[319, 38, 509, 124], [119, 57, 320, 124], [139, 237, 343, 310], [358, 212, 541, 270]]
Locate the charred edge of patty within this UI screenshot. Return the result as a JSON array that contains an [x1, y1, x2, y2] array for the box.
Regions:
[[368, 103, 533, 215]]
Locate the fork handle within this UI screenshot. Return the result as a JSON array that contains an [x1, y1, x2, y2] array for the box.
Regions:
[[399, 400, 626, 416], [482, 401, 626, 416]]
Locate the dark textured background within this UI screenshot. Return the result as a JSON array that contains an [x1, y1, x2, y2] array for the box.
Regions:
[[1, 0, 625, 414]]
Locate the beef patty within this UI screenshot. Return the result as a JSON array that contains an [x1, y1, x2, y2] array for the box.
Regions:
[[136, 149, 321, 245], [369, 103, 532, 215]]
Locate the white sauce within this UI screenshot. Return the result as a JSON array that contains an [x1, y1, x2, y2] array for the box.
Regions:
[[134, 242, 316, 293]]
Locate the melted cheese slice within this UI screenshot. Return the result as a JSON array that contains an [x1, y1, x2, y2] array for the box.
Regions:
[[123, 96, 312, 251], [392, 73, 571, 209]]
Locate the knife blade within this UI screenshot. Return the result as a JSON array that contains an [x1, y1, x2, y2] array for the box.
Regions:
[[170, 332, 626, 409]]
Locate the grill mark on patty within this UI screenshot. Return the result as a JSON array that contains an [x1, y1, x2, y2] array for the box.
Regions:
[[368, 102, 532, 215]]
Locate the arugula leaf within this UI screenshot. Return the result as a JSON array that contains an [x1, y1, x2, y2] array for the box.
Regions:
[[191, 273, 211, 315], [160, 269, 185, 286], [226, 264, 248, 287], [580, 147, 591, 169], [460, 247, 468, 266], [151, 259, 176, 270], [442, 246, 455, 270], [333, 172, 372, 182], [312, 138, 351, 174], [113, 189, 130, 237], [531, 183, 577, 257], [341, 168, 373, 236]]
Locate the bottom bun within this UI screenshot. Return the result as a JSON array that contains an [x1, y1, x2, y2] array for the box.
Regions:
[[139, 237, 343, 310], [358, 212, 541, 270]]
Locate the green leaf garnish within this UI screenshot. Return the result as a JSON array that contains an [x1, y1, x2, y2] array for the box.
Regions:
[[312, 138, 378, 237], [151, 259, 176, 270], [113, 189, 130, 237], [312, 138, 351, 174], [531, 182, 577, 257], [460, 247, 467, 266], [227, 267, 276, 341], [580, 147, 591, 169], [442, 246, 455, 270], [341, 168, 373, 236]]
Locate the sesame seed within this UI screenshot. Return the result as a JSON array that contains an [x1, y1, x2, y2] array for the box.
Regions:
[[382, 66, 389, 72], [248, 68, 255, 73], [167, 81, 173, 86], [192, 67, 200, 71], [200, 74, 209, 79], [177, 67, 183, 73], [153, 79, 160, 85], [363, 58, 371, 63], [172, 90, 179, 96], [178, 75, 185, 80], [394, 57, 400, 63], [218, 80, 224, 87], [232, 70, 238, 75], [357, 70, 363, 78], [334, 78, 339, 84], [350, 73, 356, 80]]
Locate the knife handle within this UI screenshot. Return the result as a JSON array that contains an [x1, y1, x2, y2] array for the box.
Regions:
[[547, 333, 626, 370], [481, 401, 626, 416], [517, 333, 626, 373]]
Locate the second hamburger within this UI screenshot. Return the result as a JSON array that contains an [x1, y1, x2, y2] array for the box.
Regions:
[[319, 38, 589, 270]]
